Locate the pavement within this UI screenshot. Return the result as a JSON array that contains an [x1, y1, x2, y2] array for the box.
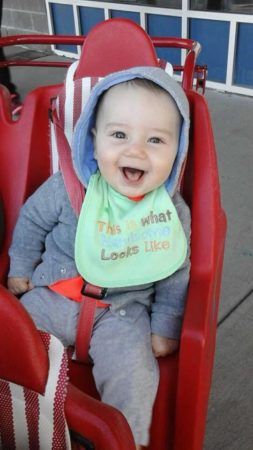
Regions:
[[204, 90, 253, 450], [4, 46, 253, 450]]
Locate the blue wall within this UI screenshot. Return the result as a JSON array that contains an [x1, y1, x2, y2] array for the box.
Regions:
[[147, 14, 182, 65], [50, 3, 77, 53], [189, 18, 230, 83], [110, 10, 140, 24], [48, 2, 253, 90], [234, 23, 253, 87], [79, 7, 105, 34]]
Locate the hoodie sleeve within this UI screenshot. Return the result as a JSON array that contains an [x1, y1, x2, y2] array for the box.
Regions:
[[151, 192, 191, 339], [8, 172, 65, 280]]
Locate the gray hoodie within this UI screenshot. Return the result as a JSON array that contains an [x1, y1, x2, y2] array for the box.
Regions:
[[8, 66, 191, 339]]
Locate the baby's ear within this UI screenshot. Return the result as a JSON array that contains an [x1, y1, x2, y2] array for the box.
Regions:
[[91, 128, 97, 159]]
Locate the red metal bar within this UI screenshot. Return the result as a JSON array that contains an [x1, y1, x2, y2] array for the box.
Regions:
[[0, 34, 86, 47], [0, 61, 72, 68], [151, 37, 201, 90], [151, 36, 199, 50], [0, 34, 198, 50], [0, 34, 203, 92]]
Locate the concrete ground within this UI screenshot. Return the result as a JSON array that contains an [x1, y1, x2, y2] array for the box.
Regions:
[[4, 46, 253, 449], [204, 90, 253, 450]]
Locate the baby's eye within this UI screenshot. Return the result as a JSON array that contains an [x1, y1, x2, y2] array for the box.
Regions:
[[112, 131, 126, 139], [149, 137, 163, 144]]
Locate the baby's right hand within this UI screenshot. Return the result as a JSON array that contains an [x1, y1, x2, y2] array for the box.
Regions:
[[7, 277, 34, 295]]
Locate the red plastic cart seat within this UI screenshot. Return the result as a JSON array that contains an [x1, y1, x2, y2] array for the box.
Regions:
[[0, 18, 226, 450], [0, 284, 136, 450], [75, 18, 159, 78]]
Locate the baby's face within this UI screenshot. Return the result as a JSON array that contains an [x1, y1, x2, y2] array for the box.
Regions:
[[93, 82, 180, 197]]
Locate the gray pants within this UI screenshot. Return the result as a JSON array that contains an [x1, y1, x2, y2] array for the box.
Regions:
[[21, 287, 159, 446]]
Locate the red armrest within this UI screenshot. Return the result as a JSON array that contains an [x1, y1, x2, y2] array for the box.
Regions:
[[0, 284, 49, 394], [66, 383, 136, 450], [173, 91, 227, 450]]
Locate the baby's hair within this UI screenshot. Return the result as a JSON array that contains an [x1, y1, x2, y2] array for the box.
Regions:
[[121, 77, 168, 94], [121, 78, 176, 100], [94, 77, 181, 127]]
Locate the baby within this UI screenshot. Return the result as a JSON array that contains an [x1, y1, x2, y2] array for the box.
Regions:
[[8, 66, 191, 448]]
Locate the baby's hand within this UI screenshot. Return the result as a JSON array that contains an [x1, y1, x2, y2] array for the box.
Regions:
[[151, 334, 179, 357], [7, 277, 34, 295]]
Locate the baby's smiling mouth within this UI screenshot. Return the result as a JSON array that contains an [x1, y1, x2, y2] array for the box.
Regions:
[[121, 167, 145, 182]]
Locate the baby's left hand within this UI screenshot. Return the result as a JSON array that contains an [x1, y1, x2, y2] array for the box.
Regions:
[[151, 334, 179, 357]]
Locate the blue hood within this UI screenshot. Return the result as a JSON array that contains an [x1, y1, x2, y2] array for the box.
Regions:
[[72, 66, 190, 196]]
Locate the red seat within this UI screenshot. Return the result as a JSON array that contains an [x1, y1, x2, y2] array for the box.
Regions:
[[0, 18, 226, 450], [0, 284, 135, 450], [67, 87, 227, 450], [0, 83, 59, 283]]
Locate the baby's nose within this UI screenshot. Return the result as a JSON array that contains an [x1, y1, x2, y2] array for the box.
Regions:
[[126, 142, 146, 158]]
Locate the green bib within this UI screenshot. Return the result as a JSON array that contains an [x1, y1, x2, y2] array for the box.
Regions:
[[75, 172, 187, 288]]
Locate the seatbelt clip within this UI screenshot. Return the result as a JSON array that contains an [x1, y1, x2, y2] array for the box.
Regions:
[[81, 282, 107, 300]]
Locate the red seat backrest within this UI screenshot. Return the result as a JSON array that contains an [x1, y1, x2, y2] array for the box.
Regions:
[[75, 18, 159, 78]]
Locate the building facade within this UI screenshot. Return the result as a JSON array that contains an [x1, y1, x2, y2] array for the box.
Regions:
[[2, 0, 253, 96], [2, 0, 49, 36]]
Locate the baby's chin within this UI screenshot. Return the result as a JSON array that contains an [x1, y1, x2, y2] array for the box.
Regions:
[[111, 183, 156, 198]]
